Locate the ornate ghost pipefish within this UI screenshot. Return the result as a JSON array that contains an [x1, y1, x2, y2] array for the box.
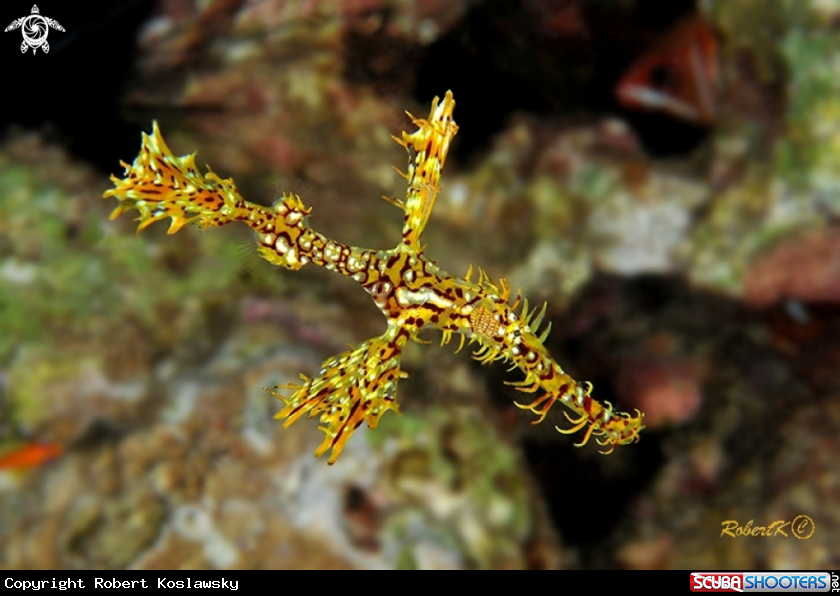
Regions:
[[103, 91, 645, 464]]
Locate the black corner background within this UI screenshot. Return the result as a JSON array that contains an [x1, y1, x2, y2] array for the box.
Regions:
[[0, 0, 156, 173]]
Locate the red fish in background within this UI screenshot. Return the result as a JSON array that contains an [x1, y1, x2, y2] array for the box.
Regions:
[[0, 443, 63, 471], [616, 17, 720, 126]]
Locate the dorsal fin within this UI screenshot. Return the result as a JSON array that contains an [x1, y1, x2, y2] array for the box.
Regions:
[[394, 91, 459, 250]]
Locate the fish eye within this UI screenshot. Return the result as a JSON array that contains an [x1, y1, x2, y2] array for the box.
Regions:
[[650, 65, 676, 89]]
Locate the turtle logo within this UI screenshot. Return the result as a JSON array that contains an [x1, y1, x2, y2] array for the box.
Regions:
[[5, 5, 65, 55]]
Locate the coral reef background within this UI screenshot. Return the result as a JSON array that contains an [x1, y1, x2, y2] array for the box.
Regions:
[[1, 0, 838, 569]]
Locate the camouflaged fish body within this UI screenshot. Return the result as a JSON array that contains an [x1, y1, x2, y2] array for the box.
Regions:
[[104, 92, 645, 464]]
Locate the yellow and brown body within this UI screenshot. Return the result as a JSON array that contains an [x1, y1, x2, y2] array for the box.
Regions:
[[104, 92, 644, 464]]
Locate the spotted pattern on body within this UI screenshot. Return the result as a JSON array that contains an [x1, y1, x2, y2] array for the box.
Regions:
[[104, 92, 644, 464]]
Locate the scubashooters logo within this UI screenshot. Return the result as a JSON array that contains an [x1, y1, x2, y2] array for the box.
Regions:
[[158, 578, 238, 590]]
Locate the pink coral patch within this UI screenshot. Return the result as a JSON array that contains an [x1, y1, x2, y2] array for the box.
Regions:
[[745, 229, 840, 306]]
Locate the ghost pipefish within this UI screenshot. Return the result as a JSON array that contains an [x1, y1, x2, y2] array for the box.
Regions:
[[103, 91, 645, 464]]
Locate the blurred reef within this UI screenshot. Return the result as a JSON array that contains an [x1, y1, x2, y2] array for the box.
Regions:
[[1, 0, 839, 569]]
